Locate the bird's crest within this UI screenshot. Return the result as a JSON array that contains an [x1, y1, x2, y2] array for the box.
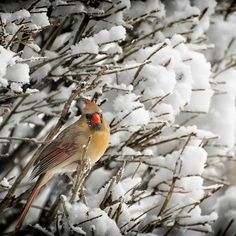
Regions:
[[78, 98, 102, 115]]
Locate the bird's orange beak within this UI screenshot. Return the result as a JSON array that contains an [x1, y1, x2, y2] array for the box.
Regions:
[[91, 113, 101, 125]]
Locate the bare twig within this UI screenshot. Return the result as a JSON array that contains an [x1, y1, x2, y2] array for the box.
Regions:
[[0, 137, 48, 145], [70, 136, 92, 204], [132, 42, 167, 84]]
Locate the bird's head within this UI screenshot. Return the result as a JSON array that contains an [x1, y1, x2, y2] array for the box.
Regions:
[[78, 98, 103, 129]]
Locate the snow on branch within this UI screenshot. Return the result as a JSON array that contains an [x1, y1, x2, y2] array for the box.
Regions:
[[0, 0, 236, 235]]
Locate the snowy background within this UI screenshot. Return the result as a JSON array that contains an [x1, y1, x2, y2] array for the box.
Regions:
[[0, 0, 236, 235]]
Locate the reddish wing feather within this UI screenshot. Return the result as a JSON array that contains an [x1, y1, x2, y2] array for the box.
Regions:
[[32, 142, 79, 178]]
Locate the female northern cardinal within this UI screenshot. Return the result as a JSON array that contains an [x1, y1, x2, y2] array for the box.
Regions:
[[15, 99, 110, 231]]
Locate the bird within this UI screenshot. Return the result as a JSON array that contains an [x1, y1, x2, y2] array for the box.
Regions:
[[15, 98, 110, 232]]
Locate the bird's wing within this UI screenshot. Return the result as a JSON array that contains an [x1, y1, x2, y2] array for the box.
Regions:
[[31, 141, 80, 178]]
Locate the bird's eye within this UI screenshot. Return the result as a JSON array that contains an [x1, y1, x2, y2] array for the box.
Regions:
[[86, 114, 92, 120]]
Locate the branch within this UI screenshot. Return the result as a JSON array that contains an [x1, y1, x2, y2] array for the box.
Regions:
[[0, 137, 48, 145], [132, 42, 167, 84], [70, 136, 92, 204]]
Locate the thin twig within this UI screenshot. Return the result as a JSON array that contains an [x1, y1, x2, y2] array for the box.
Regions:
[[132, 42, 167, 84], [0, 137, 48, 145], [70, 136, 92, 204]]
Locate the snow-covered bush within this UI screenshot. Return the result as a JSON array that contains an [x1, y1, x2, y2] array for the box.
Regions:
[[0, 0, 236, 235]]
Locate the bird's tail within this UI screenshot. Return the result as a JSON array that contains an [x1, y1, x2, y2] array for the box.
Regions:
[[15, 174, 46, 232]]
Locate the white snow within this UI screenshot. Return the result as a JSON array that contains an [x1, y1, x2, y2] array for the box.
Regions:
[[0, 177, 11, 188], [30, 8, 50, 28], [0, 46, 15, 86], [6, 63, 30, 84], [10, 82, 23, 92], [94, 26, 126, 44], [0, 9, 30, 22], [71, 26, 126, 55], [180, 146, 207, 176], [184, 89, 214, 112], [0, 1, 235, 235], [71, 37, 99, 54], [64, 201, 122, 236], [213, 186, 236, 234], [0, 46, 31, 92]]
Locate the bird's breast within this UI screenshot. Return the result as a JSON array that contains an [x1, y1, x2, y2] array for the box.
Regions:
[[87, 130, 110, 163]]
